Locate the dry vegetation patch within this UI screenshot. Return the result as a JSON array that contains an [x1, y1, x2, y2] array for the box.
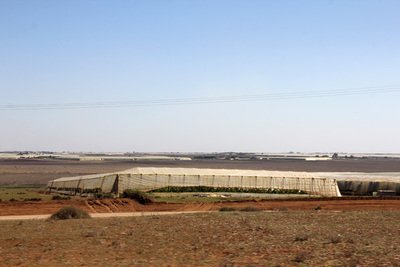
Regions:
[[49, 206, 91, 220], [1, 211, 400, 265], [0, 185, 51, 201]]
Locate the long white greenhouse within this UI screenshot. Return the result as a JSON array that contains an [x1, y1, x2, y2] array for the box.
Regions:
[[47, 167, 342, 197]]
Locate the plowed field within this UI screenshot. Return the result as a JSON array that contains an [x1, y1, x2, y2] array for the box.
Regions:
[[2, 158, 400, 185]]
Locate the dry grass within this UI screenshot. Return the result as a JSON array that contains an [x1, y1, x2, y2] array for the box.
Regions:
[[0, 186, 50, 201], [0, 185, 78, 202], [1, 210, 400, 265]]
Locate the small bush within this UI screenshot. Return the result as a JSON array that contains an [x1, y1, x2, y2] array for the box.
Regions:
[[51, 195, 71, 201], [295, 235, 309, 242], [93, 192, 115, 199], [122, 189, 152, 205], [293, 252, 310, 263], [150, 186, 307, 194], [240, 206, 263, 212], [23, 198, 42, 201], [329, 235, 342, 244], [219, 207, 237, 212], [49, 206, 91, 220]]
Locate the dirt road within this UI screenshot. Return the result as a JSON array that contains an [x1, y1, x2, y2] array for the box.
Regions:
[[1, 197, 400, 218], [0, 211, 210, 221]]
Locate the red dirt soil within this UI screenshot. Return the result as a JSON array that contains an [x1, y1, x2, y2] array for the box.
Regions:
[[1, 197, 400, 216]]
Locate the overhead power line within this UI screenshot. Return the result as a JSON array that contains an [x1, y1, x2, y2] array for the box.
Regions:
[[1, 85, 400, 111]]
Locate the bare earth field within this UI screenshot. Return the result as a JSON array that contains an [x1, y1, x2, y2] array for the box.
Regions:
[[1, 211, 400, 266], [1, 197, 400, 217], [1, 158, 400, 186]]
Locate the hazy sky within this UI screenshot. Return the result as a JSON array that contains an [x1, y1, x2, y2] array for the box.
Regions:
[[1, 0, 399, 153]]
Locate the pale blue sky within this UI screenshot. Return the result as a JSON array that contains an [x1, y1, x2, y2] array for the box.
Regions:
[[1, 0, 399, 153]]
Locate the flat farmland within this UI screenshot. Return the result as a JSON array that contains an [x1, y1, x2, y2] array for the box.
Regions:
[[1, 158, 400, 217], [1, 158, 400, 186], [1, 158, 400, 266], [1, 211, 400, 266]]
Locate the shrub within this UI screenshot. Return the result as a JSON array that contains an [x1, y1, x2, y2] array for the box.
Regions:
[[240, 206, 263, 212], [121, 189, 152, 205], [293, 252, 310, 263], [51, 195, 71, 201], [49, 206, 91, 220], [149, 186, 307, 194], [329, 235, 342, 244], [294, 235, 309, 242], [23, 198, 42, 201], [93, 192, 115, 199], [219, 207, 237, 212]]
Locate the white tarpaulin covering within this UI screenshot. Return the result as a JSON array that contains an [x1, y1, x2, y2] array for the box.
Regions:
[[47, 167, 341, 197]]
